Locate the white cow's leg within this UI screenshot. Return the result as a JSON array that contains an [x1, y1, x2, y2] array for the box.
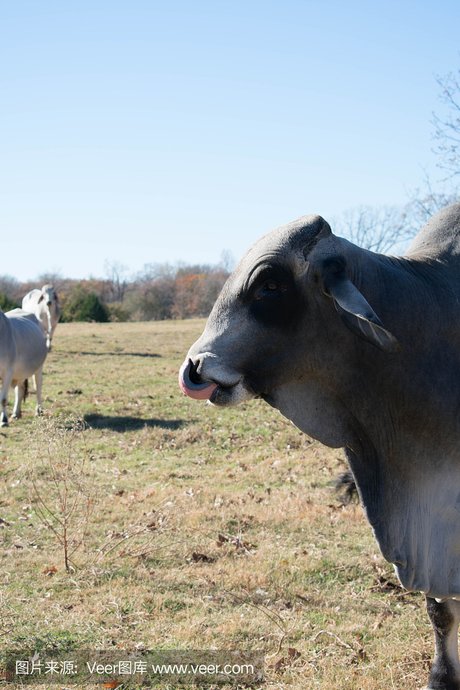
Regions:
[[425, 596, 460, 690], [34, 368, 43, 416], [0, 371, 13, 427], [11, 382, 26, 419]]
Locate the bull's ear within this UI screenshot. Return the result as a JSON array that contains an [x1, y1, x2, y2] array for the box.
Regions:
[[38, 294, 44, 303], [321, 257, 399, 353]]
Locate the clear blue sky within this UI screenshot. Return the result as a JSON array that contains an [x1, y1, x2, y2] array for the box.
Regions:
[[1, 1, 459, 281]]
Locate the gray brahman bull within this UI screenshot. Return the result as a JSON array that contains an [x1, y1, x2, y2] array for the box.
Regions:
[[179, 203, 460, 689], [22, 284, 61, 350], [0, 309, 48, 425]]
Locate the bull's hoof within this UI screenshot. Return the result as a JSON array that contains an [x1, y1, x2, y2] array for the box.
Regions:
[[35, 407, 43, 417], [0, 419, 8, 427], [11, 413, 21, 420]]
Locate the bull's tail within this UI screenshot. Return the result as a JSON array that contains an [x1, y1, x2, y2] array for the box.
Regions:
[[23, 379, 29, 401], [334, 471, 358, 505]]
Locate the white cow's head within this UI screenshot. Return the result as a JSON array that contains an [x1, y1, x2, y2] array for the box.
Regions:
[[38, 284, 60, 350]]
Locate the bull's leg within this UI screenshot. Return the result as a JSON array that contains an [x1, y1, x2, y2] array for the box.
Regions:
[[425, 596, 460, 690], [11, 382, 26, 419], [34, 368, 43, 416]]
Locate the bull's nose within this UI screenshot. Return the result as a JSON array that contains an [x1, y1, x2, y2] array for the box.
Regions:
[[179, 359, 218, 400], [187, 358, 204, 385]]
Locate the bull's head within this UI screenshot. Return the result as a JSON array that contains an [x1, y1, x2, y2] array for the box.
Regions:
[[179, 215, 398, 446]]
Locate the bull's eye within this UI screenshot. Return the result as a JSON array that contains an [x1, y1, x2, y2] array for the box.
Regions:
[[247, 264, 299, 328], [254, 280, 283, 300]]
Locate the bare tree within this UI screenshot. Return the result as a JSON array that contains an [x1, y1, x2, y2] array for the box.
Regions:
[[104, 261, 128, 303], [433, 67, 460, 181], [406, 176, 459, 231], [219, 249, 235, 272], [124, 276, 176, 321], [36, 272, 64, 289], [0, 275, 20, 299], [334, 205, 415, 254], [135, 262, 176, 282]]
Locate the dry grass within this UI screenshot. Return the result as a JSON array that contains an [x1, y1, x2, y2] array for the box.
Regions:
[[0, 320, 434, 689]]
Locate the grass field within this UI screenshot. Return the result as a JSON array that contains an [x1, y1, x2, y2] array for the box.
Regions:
[[0, 320, 434, 689]]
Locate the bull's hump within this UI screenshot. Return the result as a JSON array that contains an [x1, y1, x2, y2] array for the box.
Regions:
[[407, 202, 460, 263], [282, 213, 330, 244], [260, 214, 331, 255], [239, 214, 330, 269]]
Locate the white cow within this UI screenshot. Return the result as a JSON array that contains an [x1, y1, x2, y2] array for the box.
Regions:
[[22, 284, 61, 350], [0, 309, 48, 426]]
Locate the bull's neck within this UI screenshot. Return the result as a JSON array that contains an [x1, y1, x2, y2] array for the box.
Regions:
[[337, 237, 448, 345], [330, 239, 453, 458], [337, 238, 418, 297]]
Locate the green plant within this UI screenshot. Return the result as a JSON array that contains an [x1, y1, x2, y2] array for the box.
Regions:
[[0, 292, 18, 311], [62, 287, 109, 322]]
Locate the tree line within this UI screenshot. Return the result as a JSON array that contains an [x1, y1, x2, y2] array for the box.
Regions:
[[1, 183, 455, 324], [1, 195, 457, 324], [1, 189, 458, 323], [0, 261, 232, 323]]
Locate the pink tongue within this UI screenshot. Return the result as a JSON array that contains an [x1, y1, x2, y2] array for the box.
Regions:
[[178, 364, 218, 400]]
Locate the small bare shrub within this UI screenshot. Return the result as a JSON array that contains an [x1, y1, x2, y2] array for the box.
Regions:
[[26, 416, 96, 572]]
